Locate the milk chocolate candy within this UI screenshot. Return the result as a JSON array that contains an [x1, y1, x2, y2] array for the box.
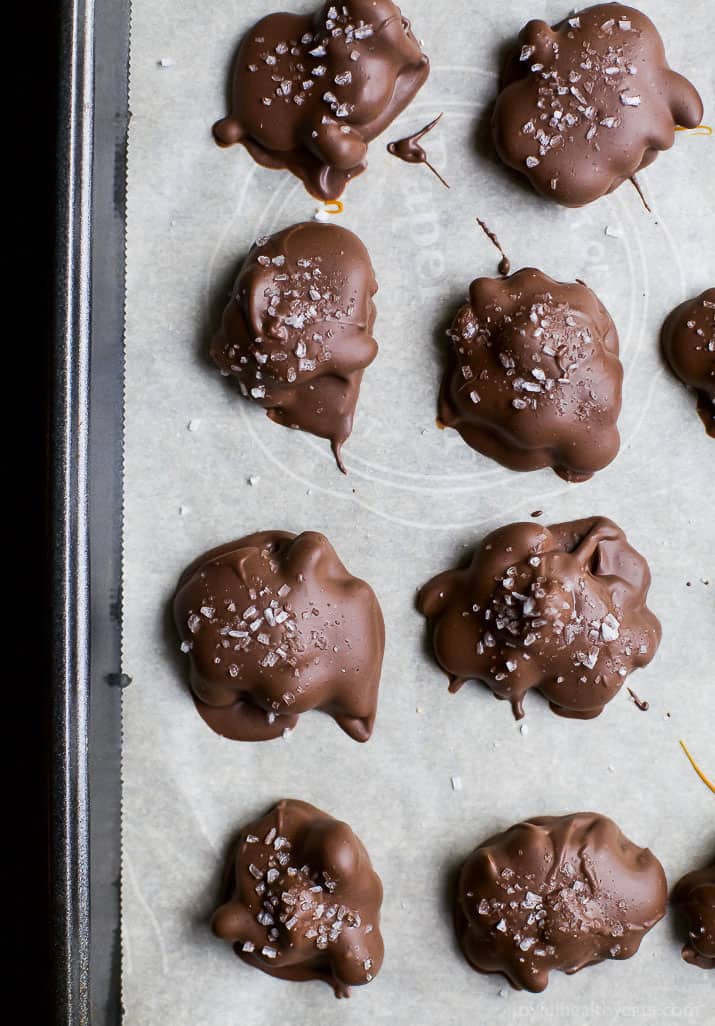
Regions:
[[456, 812, 667, 992], [174, 531, 384, 741], [214, 0, 429, 200], [661, 289, 715, 438], [673, 865, 715, 970], [211, 222, 378, 472], [418, 517, 661, 720], [440, 267, 623, 481], [492, 4, 703, 206], [213, 799, 384, 997]]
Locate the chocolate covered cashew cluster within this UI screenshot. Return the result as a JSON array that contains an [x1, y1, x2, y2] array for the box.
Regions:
[[174, 531, 384, 741], [211, 222, 378, 471], [419, 517, 661, 720], [212, 799, 384, 997], [492, 4, 703, 206], [439, 267, 623, 481], [214, 0, 429, 199], [457, 812, 667, 992]]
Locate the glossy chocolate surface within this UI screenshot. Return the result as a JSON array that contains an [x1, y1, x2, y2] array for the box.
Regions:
[[457, 812, 667, 992], [214, 0, 429, 199], [492, 4, 703, 206], [213, 799, 384, 997], [419, 517, 661, 720], [174, 531, 384, 741]]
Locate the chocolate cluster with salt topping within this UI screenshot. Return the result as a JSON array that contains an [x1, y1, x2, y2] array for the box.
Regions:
[[673, 864, 715, 970], [418, 516, 661, 720], [661, 289, 715, 438], [211, 221, 378, 472], [456, 812, 667, 992], [492, 3, 703, 206], [174, 531, 384, 742], [213, 799, 384, 998], [439, 267, 623, 481], [214, 0, 429, 200]]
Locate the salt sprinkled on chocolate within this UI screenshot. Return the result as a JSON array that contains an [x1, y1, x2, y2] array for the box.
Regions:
[[211, 221, 379, 472], [174, 531, 384, 742], [492, 4, 703, 206], [213, 799, 384, 997], [213, 1, 429, 200], [456, 812, 667, 991], [418, 517, 661, 721]]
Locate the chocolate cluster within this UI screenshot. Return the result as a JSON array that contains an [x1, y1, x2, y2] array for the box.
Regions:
[[174, 531, 384, 741], [456, 812, 667, 991], [419, 517, 661, 720], [213, 799, 384, 997], [439, 267, 623, 481], [214, 0, 429, 199], [492, 4, 703, 206], [211, 222, 378, 471]]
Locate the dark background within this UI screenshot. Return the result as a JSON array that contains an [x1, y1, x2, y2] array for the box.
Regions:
[[35, 5, 60, 1022]]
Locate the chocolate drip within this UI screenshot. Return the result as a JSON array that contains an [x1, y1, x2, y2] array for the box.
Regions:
[[387, 112, 449, 187]]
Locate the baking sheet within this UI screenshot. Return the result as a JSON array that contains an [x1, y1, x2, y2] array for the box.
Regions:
[[123, 1, 715, 1022]]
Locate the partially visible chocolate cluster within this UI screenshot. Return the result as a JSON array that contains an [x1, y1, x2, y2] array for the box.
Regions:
[[662, 289, 715, 437], [673, 864, 715, 970]]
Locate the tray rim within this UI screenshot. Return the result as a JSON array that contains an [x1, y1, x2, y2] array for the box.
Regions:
[[52, 0, 128, 1022]]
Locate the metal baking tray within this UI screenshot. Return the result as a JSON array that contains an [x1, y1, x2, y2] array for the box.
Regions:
[[52, 1, 128, 1022]]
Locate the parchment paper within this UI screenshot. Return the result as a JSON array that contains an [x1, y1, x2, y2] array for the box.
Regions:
[[123, 2, 715, 1023]]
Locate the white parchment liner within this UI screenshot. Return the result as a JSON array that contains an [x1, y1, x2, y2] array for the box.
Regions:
[[124, 2, 715, 1022]]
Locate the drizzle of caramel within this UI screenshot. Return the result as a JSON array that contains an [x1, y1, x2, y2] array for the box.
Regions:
[[675, 124, 713, 136], [324, 199, 344, 215], [679, 740, 715, 794]]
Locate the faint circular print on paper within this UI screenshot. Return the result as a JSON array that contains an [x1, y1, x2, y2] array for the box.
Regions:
[[206, 66, 683, 529]]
